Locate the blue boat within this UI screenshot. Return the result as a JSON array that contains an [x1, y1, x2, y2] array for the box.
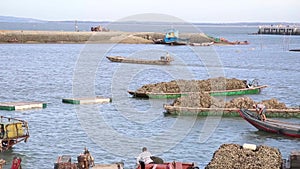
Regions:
[[163, 29, 189, 45]]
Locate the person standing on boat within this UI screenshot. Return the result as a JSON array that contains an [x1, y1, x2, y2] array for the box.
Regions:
[[136, 147, 154, 169], [253, 104, 267, 121], [83, 147, 95, 167]]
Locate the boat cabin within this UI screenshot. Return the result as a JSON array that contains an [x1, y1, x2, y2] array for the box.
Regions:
[[164, 29, 179, 43]]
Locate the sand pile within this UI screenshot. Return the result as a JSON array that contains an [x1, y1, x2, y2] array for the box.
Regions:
[[205, 143, 282, 169], [136, 77, 247, 93], [172, 95, 288, 109]]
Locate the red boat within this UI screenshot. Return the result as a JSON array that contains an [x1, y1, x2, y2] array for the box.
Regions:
[[239, 109, 300, 138], [137, 162, 198, 169]]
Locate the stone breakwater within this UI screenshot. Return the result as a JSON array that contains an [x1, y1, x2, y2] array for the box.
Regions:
[[0, 30, 211, 44]]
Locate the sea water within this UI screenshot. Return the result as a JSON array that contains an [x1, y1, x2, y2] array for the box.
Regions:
[[0, 25, 299, 169]]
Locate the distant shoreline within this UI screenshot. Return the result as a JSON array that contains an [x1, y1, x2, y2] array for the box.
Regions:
[[0, 30, 211, 44]]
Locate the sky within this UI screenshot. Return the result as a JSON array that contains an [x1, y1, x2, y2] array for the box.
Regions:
[[0, 0, 299, 23]]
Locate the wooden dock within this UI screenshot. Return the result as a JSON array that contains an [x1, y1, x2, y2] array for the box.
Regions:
[[0, 101, 47, 111], [62, 96, 112, 104]]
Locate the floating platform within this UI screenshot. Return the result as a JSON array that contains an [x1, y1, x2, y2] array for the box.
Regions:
[[0, 101, 47, 111], [62, 97, 112, 104], [163, 105, 300, 118]]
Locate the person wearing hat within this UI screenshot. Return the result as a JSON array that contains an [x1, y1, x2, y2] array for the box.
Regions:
[[253, 103, 267, 121]]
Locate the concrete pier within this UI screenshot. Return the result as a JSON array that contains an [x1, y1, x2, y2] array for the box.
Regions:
[[258, 25, 300, 35]]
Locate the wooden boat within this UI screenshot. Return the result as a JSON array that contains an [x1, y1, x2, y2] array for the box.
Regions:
[[128, 85, 268, 99], [239, 109, 300, 138], [0, 116, 29, 152], [106, 56, 173, 65], [207, 35, 249, 45], [164, 105, 300, 118], [136, 161, 198, 169]]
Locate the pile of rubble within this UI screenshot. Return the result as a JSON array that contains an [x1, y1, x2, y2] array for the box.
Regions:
[[205, 143, 282, 169], [136, 77, 247, 93], [172, 95, 288, 109]]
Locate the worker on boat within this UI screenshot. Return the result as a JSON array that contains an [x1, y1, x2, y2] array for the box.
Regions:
[[11, 156, 22, 169], [166, 52, 171, 61], [253, 104, 267, 121], [136, 147, 156, 169], [0, 159, 6, 169], [83, 147, 95, 167]]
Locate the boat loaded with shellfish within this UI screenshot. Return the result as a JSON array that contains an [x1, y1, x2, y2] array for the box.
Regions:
[[128, 78, 267, 99], [164, 94, 300, 118]]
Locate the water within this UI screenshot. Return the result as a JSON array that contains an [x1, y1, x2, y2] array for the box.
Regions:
[[0, 26, 300, 169]]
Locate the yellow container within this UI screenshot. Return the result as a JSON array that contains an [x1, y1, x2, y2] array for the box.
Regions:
[[5, 122, 24, 139]]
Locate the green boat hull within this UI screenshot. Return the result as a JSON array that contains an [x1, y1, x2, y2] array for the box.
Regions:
[[148, 93, 188, 99], [209, 88, 260, 96], [147, 88, 261, 99]]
